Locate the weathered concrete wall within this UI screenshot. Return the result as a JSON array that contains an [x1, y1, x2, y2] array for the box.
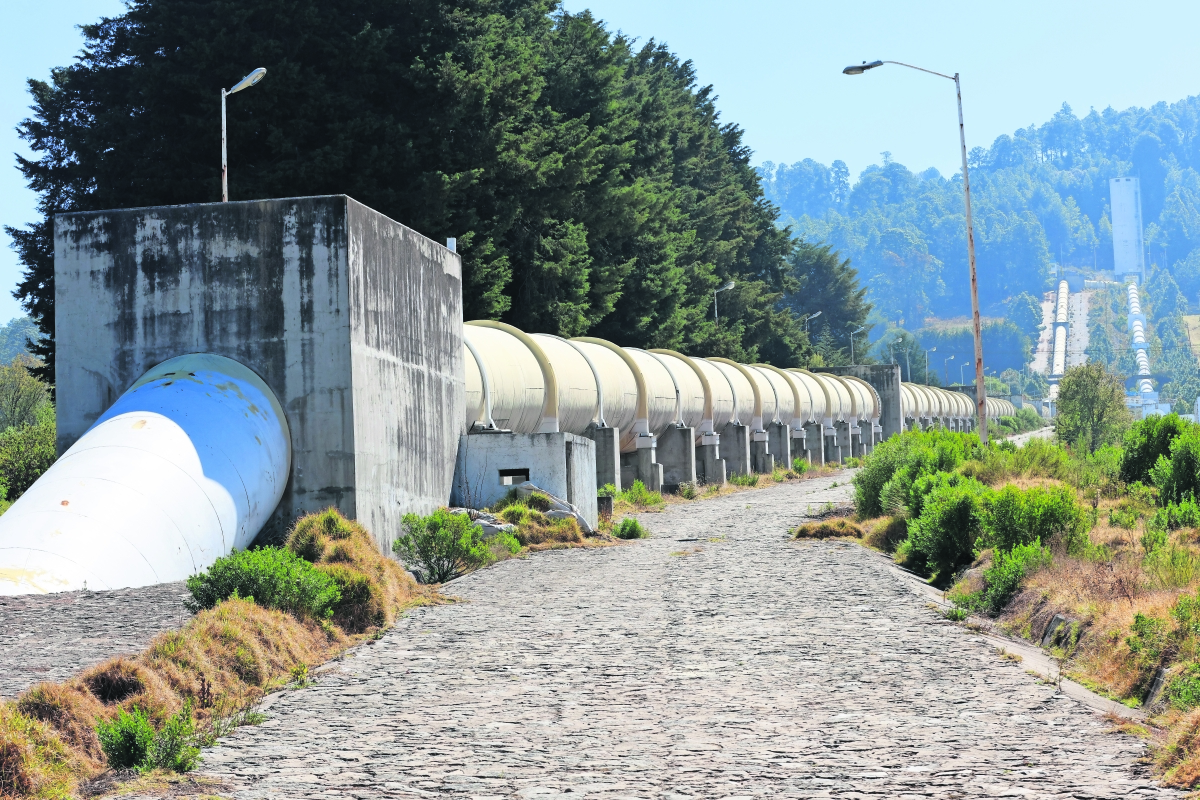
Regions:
[[346, 200, 464, 550], [55, 196, 462, 548], [451, 432, 598, 527], [816, 365, 904, 441]]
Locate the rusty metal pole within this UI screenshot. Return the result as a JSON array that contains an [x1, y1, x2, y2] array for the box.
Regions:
[[221, 88, 228, 202], [955, 73, 987, 444]]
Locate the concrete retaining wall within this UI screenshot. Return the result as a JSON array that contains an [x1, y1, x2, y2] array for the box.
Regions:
[[54, 195, 463, 550]]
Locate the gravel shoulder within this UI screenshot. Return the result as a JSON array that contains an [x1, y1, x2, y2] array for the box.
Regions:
[[188, 475, 1178, 799]]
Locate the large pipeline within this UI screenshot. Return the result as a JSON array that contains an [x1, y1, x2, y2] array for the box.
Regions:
[[1127, 282, 1155, 394], [1052, 279, 1069, 376], [462, 321, 1011, 446], [0, 354, 290, 596]]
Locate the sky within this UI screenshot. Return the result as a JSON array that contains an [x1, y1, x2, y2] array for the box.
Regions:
[[3, 0, 1200, 324]]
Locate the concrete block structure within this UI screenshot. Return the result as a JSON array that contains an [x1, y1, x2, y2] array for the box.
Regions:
[[450, 431, 598, 528], [54, 195, 464, 552]]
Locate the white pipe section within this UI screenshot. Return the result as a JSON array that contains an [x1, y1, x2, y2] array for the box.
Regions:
[[0, 354, 290, 595], [1126, 282, 1155, 394]]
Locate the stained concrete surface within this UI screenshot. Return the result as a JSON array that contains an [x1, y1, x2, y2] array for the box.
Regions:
[[54, 196, 464, 548], [192, 476, 1178, 799]]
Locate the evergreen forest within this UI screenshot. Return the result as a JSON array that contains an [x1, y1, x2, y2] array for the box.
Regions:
[[760, 98, 1200, 396], [7, 0, 874, 375]]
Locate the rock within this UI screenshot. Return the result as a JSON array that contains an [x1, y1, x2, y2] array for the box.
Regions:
[[512, 481, 593, 534]]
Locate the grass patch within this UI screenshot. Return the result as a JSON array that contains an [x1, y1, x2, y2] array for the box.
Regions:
[[1, 508, 427, 797], [793, 517, 863, 540], [614, 518, 648, 540]]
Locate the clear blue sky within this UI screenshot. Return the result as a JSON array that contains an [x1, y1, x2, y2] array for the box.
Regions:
[[3, 0, 1199, 324]]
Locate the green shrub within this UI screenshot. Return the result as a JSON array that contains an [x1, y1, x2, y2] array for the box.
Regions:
[[980, 540, 1052, 614], [0, 417, 55, 499], [598, 483, 617, 498], [1127, 613, 1171, 671], [1142, 526, 1169, 555], [185, 547, 341, 619], [677, 482, 698, 500], [1166, 664, 1200, 710], [491, 531, 522, 554], [618, 479, 664, 507], [1110, 506, 1139, 529], [1145, 542, 1200, 589], [854, 428, 979, 518], [392, 508, 492, 583], [1152, 498, 1200, 531], [983, 484, 1087, 554], [1121, 413, 1194, 485], [1151, 427, 1200, 504], [942, 606, 970, 621], [96, 706, 155, 769], [906, 475, 992, 577], [315, 563, 384, 632], [791, 457, 809, 474], [729, 472, 759, 487], [146, 700, 199, 772], [614, 518, 648, 540], [894, 537, 929, 574], [525, 492, 553, 512]]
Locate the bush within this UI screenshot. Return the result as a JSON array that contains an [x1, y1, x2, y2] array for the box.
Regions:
[[729, 472, 759, 487], [863, 516, 908, 552], [491, 531, 522, 555], [1153, 498, 1200, 532], [1128, 613, 1171, 671], [1166, 664, 1200, 710], [677, 482, 698, 499], [1122, 413, 1194, 485], [614, 518, 648, 539], [1151, 426, 1200, 504], [854, 428, 979, 518], [185, 547, 342, 619], [794, 518, 863, 539], [979, 540, 1052, 614], [906, 475, 991, 577], [96, 706, 155, 769], [145, 700, 199, 772], [983, 484, 1087, 554], [1110, 506, 1139, 529], [598, 483, 617, 498], [392, 508, 492, 583], [315, 564, 384, 633], [0, 417, 55, 499], [792, 457, 809, 474]]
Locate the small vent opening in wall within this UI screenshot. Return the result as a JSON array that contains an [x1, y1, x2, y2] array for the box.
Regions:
[[499, 468, 530, 486]]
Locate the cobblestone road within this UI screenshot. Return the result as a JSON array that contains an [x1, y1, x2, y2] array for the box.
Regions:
[[0, 581, 190, 700], [196, 475, 1177, 799]]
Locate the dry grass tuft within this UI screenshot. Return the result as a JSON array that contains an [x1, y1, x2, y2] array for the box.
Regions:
[[517, 516, 586, 548], [0, 703, 78, 798], [15, 683, 105, 767], [1, 508, 429, 798], [862, 516, 908, 552], [794, 517, 863, 540]]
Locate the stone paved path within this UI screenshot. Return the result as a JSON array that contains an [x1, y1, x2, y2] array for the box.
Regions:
[[0, 581, 190, 699], [196, 475, 1178, 798]]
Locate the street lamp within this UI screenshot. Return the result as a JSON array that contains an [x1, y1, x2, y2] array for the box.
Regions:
[[895, 337, 910, 382], [844, 59, 988, 443], [849, 325, 866, 365], [960, 362, 968, 385], [221, 67, 267, 202], [924, 346, 936, 385], [944, 354, 955, 385], [802, 310, 823, 335], [713, 281, 736, 326]]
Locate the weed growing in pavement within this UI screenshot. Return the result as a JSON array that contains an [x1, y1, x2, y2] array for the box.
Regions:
[[614, 518, 649, 540]]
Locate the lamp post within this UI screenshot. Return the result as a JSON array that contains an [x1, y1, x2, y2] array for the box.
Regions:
[[924, 346, 936, 385], [944, 354, 955, 384], [895, 337, 910, 382], [221, 68, 267, 202], [844, 59, 988, 443], [960, 362, 968, 385], [713, 280, 735, 325], [849, 325, 866, 365], [802, 310, 823, 335]]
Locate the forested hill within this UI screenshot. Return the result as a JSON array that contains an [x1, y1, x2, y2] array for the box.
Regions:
[[759, 97, 1200, 329]]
